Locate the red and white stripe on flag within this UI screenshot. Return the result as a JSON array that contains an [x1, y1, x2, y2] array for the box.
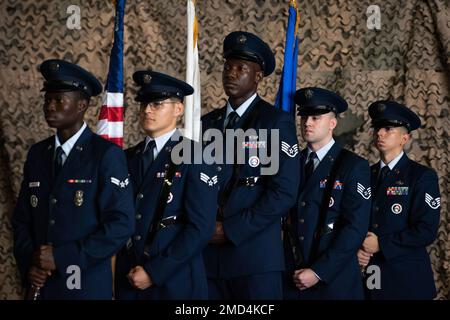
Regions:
[[96, 0, 125, 148], [97, 92, 124, 147]]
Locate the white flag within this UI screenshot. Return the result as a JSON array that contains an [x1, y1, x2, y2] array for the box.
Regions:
[[185, 0, 201, 141]]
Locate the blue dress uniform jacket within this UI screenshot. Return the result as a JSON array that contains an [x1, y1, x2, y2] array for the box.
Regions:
[[115, 133, 217, 300], [367, 153, 440, 299], [202, 97, 300, 282], [12, 127, 135, 299], [285, 142, 371, 299]]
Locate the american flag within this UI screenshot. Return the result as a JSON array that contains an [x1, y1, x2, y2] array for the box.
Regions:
[[97, 0, 125, 147]]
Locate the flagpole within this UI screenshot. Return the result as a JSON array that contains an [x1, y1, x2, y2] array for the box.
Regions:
[[95, 0, 126, 299]]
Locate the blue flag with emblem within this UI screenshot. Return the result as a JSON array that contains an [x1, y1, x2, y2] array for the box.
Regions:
[[274, 0, 300, 115]]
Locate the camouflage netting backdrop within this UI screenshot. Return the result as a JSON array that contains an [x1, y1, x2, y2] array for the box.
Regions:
[[0, 0, 448, 299]]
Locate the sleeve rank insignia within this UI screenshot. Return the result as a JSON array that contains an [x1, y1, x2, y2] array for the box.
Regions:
[[281, 141, 299, 157], [357, 183, 371, 199], [200, 173, 218, 186], [111, 177, 130, 188], [425, 193, 440, 210]]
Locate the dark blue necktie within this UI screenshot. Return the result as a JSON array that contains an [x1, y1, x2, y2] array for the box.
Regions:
[[141, 140, 156, 177], [224, 111, 240, 130], [304, 152, 317, 183], [54, 146, 64, 179], [376, 165, 390, 190]]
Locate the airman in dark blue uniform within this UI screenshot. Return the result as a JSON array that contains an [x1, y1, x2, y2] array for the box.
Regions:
[[284, 87, 371, 300], [115, 71, 217, 300], [201, 31, 300, 299], [358, 100, 440, 300], [11, 59, 135, 299]]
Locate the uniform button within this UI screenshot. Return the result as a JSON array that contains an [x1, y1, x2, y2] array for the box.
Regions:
[[137, 193, 144, 199], [372, 223, 378, 229], [300, 202, 306, 207], [49, 219, 56, 226], [217, 166, 222, 172], [134, 235, 141, 241], [299, 236, 305, 241], [299, 219, 305, 224], [375, 206, 379, 212], [136, 214, 142, 220], [51, 198, 57, 204]]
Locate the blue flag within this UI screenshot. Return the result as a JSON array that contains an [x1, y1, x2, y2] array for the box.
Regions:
[[105, 0, 125, 93], [274, 0, 299, 115]]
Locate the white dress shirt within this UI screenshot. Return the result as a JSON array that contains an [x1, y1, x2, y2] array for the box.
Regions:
[[380, 151, 404, 170], [224, 93, 258, 128], [306, 138, 336, 169], [144, 128, 177, 159], [54, 122, 87, 165]]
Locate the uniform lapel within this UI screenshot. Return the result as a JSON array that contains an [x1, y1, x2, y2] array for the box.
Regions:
[[202, 106, 226, 145], [371, 163, 379, 194], [129, 140, 146, 189], [210, 106, 227, 131], [391, 153, 409, 176], [299, 149, 308, 189], [44, 139, 55, 186], [216, 107, 227, 130]]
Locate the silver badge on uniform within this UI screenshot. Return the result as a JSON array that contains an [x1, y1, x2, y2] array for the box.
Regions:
[[237, 35, 247, 44], [167, 192, 173, 203], [329, 197, 335, 207], [30, 195, 38, 208], [74, 190, 84, 207], [248, 156, 260, 168], [391, 203, 402, 214], [377, 103, 386, 113], [49, 62, 60, 72], [305, 89, 314, 99], [143, 74, 152, 84]]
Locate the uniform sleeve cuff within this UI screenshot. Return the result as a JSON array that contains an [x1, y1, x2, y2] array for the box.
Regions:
[[312, 269, 322, 281]]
